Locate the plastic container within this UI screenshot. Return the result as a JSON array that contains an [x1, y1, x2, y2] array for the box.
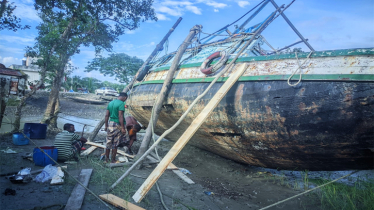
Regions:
[[12, 132, 30, 145], [33, 146, 58, 167], [24, 123, 47, 139]]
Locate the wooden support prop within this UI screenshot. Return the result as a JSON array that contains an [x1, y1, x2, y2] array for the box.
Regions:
[[100, 194, 145, 210], [85, 142, 135, 158], [167, 163, 178, 170], [136, 25, 203, 161], [172, 169, 195, 184], [132, 63, 249, 203], [80, 146, 97, 156], [64, 169, 93, 210]]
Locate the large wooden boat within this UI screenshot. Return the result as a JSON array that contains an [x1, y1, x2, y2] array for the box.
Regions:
[[127, 1, 374, 171]]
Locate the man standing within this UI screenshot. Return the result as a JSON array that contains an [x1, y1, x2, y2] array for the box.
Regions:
[[54, 123, 87, 161], [104, 92, 128, 163]]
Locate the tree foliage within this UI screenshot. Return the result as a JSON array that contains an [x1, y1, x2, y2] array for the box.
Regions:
[[0, 0, 30, 31], [85, 53, 143, 83], [24, 0, 156, 127]]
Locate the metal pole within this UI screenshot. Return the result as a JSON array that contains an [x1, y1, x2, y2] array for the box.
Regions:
[[269, 0, 314, 51], [234, 0, 270, 34]]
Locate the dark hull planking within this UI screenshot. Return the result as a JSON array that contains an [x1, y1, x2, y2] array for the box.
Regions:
[[128, 80, 374, 171]]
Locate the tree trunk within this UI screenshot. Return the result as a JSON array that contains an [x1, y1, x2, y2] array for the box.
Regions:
[[136, 25, 202, 160], [41, 59, 66, 128]]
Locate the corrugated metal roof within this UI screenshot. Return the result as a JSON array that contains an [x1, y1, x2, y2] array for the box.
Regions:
[[0, 67, 24, 77]]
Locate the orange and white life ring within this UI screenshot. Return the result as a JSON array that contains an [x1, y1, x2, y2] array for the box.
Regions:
[[200, 51, 228, 75]]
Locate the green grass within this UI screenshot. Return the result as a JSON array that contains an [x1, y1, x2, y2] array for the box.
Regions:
[[308, 178, 374, 210]]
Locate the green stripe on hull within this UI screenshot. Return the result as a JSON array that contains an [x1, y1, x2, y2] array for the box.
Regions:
[[153, 48, 374, 72], [134, 74, 374, 87]]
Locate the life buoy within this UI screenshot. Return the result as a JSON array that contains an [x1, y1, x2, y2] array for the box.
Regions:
[[200, 51, 228, 75]]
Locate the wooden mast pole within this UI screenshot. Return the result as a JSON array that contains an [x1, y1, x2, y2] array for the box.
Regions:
[[135, 25, 202, 159]]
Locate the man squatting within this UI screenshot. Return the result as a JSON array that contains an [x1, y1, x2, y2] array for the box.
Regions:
[[54, 123, 87, 161]]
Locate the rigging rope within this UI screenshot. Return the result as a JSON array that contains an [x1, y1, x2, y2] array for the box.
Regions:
[[200, 0, 267, 41], [287, 51, 313, 86], [259, 170, 359, 210]]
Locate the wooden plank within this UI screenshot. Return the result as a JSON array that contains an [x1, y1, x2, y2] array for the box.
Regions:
[[99, 194, 145, 210], [80, 146, 98, 156], [132, 63, 249, 203], [64, 169, 93, 210], [85, 142, 135, 158], [172, 169, 195, 184], [167, 163, 178, 170]]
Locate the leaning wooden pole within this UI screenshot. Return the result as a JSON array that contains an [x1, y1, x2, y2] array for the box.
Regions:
[[123, 17, 183, 93], [132, 63, 249, 203], [89, 18, 183, 142], [136, 25, 202, 160]]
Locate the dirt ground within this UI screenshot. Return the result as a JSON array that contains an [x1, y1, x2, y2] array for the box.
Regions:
[[0, 92, 322, 210]]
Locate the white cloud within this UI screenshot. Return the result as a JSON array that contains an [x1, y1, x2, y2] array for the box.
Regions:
[[156, 13, 170, 21], [186, 5, 202, 15], [153, 0, 205, 20], [13, 1, 41, 22], [157, 6, 183, 16], [0, 44, 25, 55], [205, 1, 227, 9], [162, 1, 193, 6], [0, 56, 22, 67], [238, 1, 250, 8], [0, 35, 35, 43], [214, 9, 219, 12]]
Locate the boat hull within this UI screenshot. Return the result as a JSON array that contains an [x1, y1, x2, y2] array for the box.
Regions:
[[128, 49, 374, 171], [129, 80, 373, 171]]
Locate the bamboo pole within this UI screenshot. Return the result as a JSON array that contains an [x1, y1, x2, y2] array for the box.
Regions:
[[122, 17, 183, 93], [135, 25, 202, 160]]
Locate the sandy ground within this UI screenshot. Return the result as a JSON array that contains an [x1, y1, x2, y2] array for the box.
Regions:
[[0, 92, 323, 210]]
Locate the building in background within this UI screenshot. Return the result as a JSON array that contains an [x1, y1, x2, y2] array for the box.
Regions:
[[9, 56, 41, 89]]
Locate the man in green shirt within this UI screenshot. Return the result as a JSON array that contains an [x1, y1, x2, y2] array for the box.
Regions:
[[104, 92, 129, 163]]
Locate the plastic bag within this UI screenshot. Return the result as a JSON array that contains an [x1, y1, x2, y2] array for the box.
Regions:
[[18, 168, 31, 175], [35, 164, 58, 183], [179, 168, 192, 175]]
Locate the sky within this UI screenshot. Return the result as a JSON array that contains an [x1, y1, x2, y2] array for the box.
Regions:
[[0, 0, 373, 84]]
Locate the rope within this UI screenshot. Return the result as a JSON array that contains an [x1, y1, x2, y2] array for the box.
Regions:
[[287, 51, 313, 86], [200, 31, 230, 37], [259, 170, 359, 210], [200, 0, 267, 41], [58, 115, 95, 127], [20, 131, 114, 210], [156, 182, 170, 210]]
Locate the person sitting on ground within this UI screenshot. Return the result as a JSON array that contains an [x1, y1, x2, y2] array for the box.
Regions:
[[123, 116, 142, 155], [54, 123, 87, 161], [104, 92, 128, 163]]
